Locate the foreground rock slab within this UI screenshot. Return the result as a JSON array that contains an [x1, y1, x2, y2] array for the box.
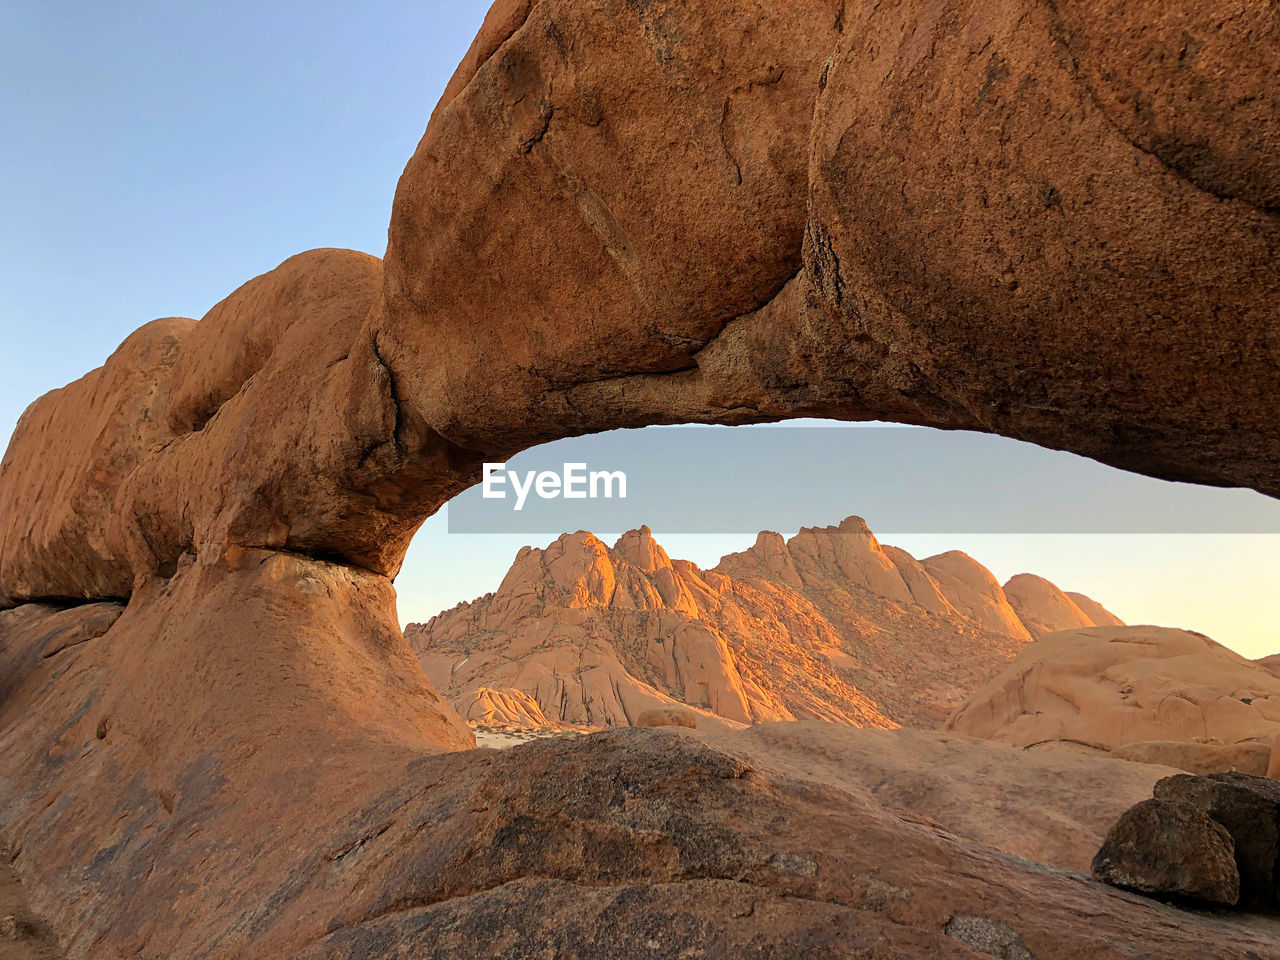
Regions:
[[5, 593, 1279, 960], [693, 723, 1177, 875]]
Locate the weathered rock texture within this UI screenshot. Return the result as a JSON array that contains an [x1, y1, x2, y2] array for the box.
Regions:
[[0, 319, 193, 605], [4, 0, 1275, 612], [1091, 798, 1240, 906], [634, 707, 698, 730], [1113, 740, 1272, 778], [948, 627, 1280, 766], [693, 723, 1177, 876], [1, 0, 1278, 956], [410, 518, 1120, 730], [1257, 653, 1280, 679], [0, 839, 64, 960], [1155, 772, 1280, 909], [375, 0, 1280, 503], [805, 0, 1280, 496]]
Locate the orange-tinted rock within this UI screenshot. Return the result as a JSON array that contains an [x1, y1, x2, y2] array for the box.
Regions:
[[808, 0, 1280, 496], [1051, 0, 1280, 210], [7, 593, 1280, 957], [948, 627, 1280, 754], [460, 686, 553, 727], [0, 550, 472, 954], [410, 527, 883, 730], [635, 707, 698, 729], [164, 249, 382, 435], [1256, 653, 1280, 679], [410, 519, 1117, 731], [371, 0, 1280, 502], [0, 318, 193, 606], [0, 602, 123, 702], [697, 723, 1174, 875], [112, 248, 462, 581], [1066, 591, 1126, 629], [919, 553, 1031, 642], [381, 0, 846, 452], [0, 249, 492, 605], [1, 0, 1278, 955], [1004, 573, 1100, 637], [1113, 740, 1272, 778]]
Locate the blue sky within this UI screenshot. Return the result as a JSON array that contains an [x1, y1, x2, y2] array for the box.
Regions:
[[0, 1, 490, 441], [2, 2, 1277, 657]]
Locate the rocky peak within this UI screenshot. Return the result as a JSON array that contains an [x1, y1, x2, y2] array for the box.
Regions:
[[785, 517, 912, 603], [1003, 573, 1098, 637], [411, 514, 1127, 731], [715, 530, 801, 585], [921, 551, 1031, 641], [611, 525, 673, 574]]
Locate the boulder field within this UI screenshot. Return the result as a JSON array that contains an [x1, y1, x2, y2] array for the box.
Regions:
[[1, 0, 1278, 957]]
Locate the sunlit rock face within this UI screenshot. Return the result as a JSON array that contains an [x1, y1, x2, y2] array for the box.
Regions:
[[3, 2, 1277, 602], [1, 0, 1278, 955], [408, 519, 1121, 730], [948, 626, 1280, 755]]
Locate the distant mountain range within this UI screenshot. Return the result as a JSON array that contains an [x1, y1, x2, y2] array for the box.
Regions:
[[406, 516, 1123, 730]]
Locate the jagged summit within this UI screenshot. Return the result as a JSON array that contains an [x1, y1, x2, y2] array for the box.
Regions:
[[407, 517, 1122, 729]]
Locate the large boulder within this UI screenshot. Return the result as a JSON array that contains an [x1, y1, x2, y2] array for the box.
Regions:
[[947, 626, 1280, 754], [1091, 798, 1240, 906], [1155, 772, 1280, 909]]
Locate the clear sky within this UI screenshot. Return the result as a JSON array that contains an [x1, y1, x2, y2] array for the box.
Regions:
[[3, 3, 1277, 659], [0, 0, 491, 441]]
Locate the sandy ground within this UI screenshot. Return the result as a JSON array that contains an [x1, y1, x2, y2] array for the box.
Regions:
[[0, 844, 62, 960], [472, 724, 591, 749]]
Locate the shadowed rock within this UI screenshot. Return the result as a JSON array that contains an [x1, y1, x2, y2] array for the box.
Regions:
[[1091, 798, 1240, 906], [1155, 772, 1280, 909], [1114, 741, 1272, 778]]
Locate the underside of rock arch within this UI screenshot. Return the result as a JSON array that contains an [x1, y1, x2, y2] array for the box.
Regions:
[[0, 0, 1277, 956]]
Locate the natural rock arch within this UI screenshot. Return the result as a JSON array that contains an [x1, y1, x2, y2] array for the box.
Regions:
[[3, 0, 1277, 612], [0, 0, 1277, 956]]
